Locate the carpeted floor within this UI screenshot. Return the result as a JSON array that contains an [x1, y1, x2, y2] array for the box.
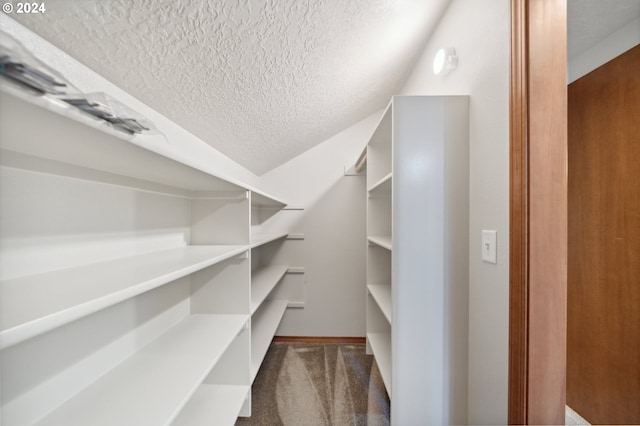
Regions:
[[236, 342, 390, 426]]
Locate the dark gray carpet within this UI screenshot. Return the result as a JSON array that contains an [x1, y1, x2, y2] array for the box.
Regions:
[[236, 342, 390, 425]]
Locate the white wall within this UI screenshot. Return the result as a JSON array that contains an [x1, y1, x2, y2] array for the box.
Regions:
[[568, 17, 640, 83], [258, 2, 511, 423], [398, 0, 510, 424], [258, 113, 381, 336]]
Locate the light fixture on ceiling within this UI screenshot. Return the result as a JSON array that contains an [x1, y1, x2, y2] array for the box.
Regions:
[[433, 47, 458, 76]]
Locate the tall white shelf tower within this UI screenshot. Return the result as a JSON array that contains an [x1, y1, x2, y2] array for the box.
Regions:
[[362, 95, 470, 425]]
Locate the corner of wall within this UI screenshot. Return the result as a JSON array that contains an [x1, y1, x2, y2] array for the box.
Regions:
[[255, 111, 382, 337]]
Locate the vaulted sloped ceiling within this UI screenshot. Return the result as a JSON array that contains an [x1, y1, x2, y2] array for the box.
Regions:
[[568, 0, 640, 59], [13, 0, 451, 175]]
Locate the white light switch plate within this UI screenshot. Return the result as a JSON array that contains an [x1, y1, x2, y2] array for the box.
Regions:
[[482, 230, 497, 264]]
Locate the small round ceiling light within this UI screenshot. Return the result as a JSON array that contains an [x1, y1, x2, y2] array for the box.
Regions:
[[433, 47, 458, 76]]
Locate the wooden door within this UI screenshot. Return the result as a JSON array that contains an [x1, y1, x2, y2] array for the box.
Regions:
[[567, 45, 640, 425]]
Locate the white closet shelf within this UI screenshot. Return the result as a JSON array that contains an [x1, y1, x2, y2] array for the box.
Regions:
[[368, 173, 392, 194], [251, 190, 287, 209], [251, 265, 289, 315], [368, 236, 393, 251], [0, 88, 287, 204], [0, 89, 241, 193], [172, 384, 249, 426], [0, 245, 247, 349], [367, 332, 392, 397], [251, 299, 288, 382], [369, 102, 392, 146], [37, 314, 248, 426], [368, 285, 392, 325], [250, 231, 289, 249]]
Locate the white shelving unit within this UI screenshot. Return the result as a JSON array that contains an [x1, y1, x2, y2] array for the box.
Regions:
[[250, 299, 289, 381], [368, 172, 392, 194], [250, 264, 289, 314], [367, 285, 392, 324], [361, 96, 469, 425], [172, 385, 250, 426], [37, 315, 248, 426], [250, 231, 288, 249], [366, 331, 392, 395], [0, 85, 292, 425], [248, 219, 289, 382], [367, 236, 393, 251], [0, 245, 247, 350]]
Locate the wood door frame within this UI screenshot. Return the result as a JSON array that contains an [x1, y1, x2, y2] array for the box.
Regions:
[[509, 0, 568, 424]]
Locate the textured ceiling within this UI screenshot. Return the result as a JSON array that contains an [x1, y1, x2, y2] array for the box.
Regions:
[[13, 0, 451, 175], [568, 0, 640, 59]]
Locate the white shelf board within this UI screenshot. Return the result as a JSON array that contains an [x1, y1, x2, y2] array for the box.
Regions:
[[37, 314, 248, 426], [367, 332, 392, 397], [368, 285, 392, 325], [0, 245, 247, 349], [250, 231, 289, 249], [368, 101, 392, 146], [368, 172, 392, 194], [251, 265, 289, 315], [0, 88, 243, 194], [368, 236, 393, 251], [172, 384, 249, 426], [251, 299, 288, 382], [251, 190, 287, 209]]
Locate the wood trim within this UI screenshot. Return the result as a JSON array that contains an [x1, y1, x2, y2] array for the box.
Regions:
[[273, 336, 367, 344], [509, 1, 567, 424], [508, 0, 529, 423]]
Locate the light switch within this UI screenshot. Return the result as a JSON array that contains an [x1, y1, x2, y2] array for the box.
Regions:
[[482, 230, 497, 264]]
